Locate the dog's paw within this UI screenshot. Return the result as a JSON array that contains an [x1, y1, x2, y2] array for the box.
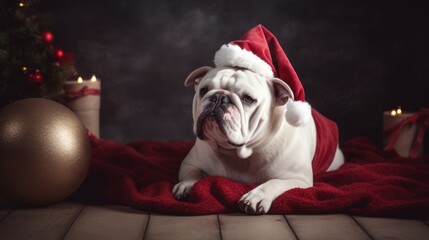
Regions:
[[238, 187, 274, 215], [172, 180, 197, 200]]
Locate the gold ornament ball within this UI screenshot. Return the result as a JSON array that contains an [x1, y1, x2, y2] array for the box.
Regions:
[[0, 98, 91, 205]]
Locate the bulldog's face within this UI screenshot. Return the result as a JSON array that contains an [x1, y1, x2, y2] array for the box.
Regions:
[[185, 67, 292, 158]]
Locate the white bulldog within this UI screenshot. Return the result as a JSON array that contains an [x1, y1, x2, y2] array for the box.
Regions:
[[172, 66, 344, 214]]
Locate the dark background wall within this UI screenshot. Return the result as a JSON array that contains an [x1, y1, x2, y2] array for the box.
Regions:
[[46, 0, 429, 146]]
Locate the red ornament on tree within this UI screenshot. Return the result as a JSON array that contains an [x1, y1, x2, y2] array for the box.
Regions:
[[56, 49, 64, 58], [28, 71, 43, 85], [58, 51, 75, 65], [42, 31, 54, 44], [52, 48, 64, 59]]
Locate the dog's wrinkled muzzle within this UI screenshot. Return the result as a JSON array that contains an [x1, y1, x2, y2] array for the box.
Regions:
[[196, 93, 232, 140]]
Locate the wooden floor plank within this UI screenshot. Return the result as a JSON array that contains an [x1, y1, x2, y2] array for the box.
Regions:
[[0, 209, 11, 222], [219, 214, 297, 240], [285, 214, 370, 240], [63, 205, 149, 240], [0, 202, 82, 240], [145, 214, 220, 240], [354, 216, 429, 240], [0, 197, 11, 222]]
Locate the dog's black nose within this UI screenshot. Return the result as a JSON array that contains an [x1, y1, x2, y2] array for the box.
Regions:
[[210, 94, 231, 104]]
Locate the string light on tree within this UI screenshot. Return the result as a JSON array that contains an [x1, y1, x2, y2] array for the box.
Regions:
[[28, 70, 43, 85], [18, 0, 38, 6]]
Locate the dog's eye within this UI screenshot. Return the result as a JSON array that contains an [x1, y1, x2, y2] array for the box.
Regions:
[[242, 94, 256, 104], [199, 87, 209, 97]]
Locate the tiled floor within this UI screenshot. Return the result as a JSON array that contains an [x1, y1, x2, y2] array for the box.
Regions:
[[0, 202, 428, 240]]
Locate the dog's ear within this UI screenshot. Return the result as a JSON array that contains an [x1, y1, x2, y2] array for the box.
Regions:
[[184, 66, 213, 89], [271, 78, 294, 106]]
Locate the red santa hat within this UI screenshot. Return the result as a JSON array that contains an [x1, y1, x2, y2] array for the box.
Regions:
[[213, 24, 311, 127]]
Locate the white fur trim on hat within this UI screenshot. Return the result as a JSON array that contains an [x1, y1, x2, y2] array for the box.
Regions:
[[214, 44, 274, 78], [285, 100, 312, 127]]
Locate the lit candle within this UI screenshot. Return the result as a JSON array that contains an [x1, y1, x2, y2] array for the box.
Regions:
[[63, 75, 101, 137], [383, 106, 420, 157], [389, 106, 402, 116]]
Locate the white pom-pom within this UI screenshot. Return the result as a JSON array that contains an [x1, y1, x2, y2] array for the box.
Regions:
[[285, 100, 312, 127]]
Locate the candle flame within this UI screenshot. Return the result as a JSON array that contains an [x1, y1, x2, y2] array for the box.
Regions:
[[77, 76, 83, 83], [90, 75, 97, 82], [390, 106, 402, 116], [19, 2, 24, 7], [396, 106, 402, 115]]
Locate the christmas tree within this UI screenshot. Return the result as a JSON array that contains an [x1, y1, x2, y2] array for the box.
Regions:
[[0, 0, 77, 107]]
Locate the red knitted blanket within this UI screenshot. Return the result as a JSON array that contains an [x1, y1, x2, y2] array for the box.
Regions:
[[73, 136, 429, 219]]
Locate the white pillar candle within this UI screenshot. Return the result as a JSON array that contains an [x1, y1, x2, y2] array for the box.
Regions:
[[64, 75, 101, 137]]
